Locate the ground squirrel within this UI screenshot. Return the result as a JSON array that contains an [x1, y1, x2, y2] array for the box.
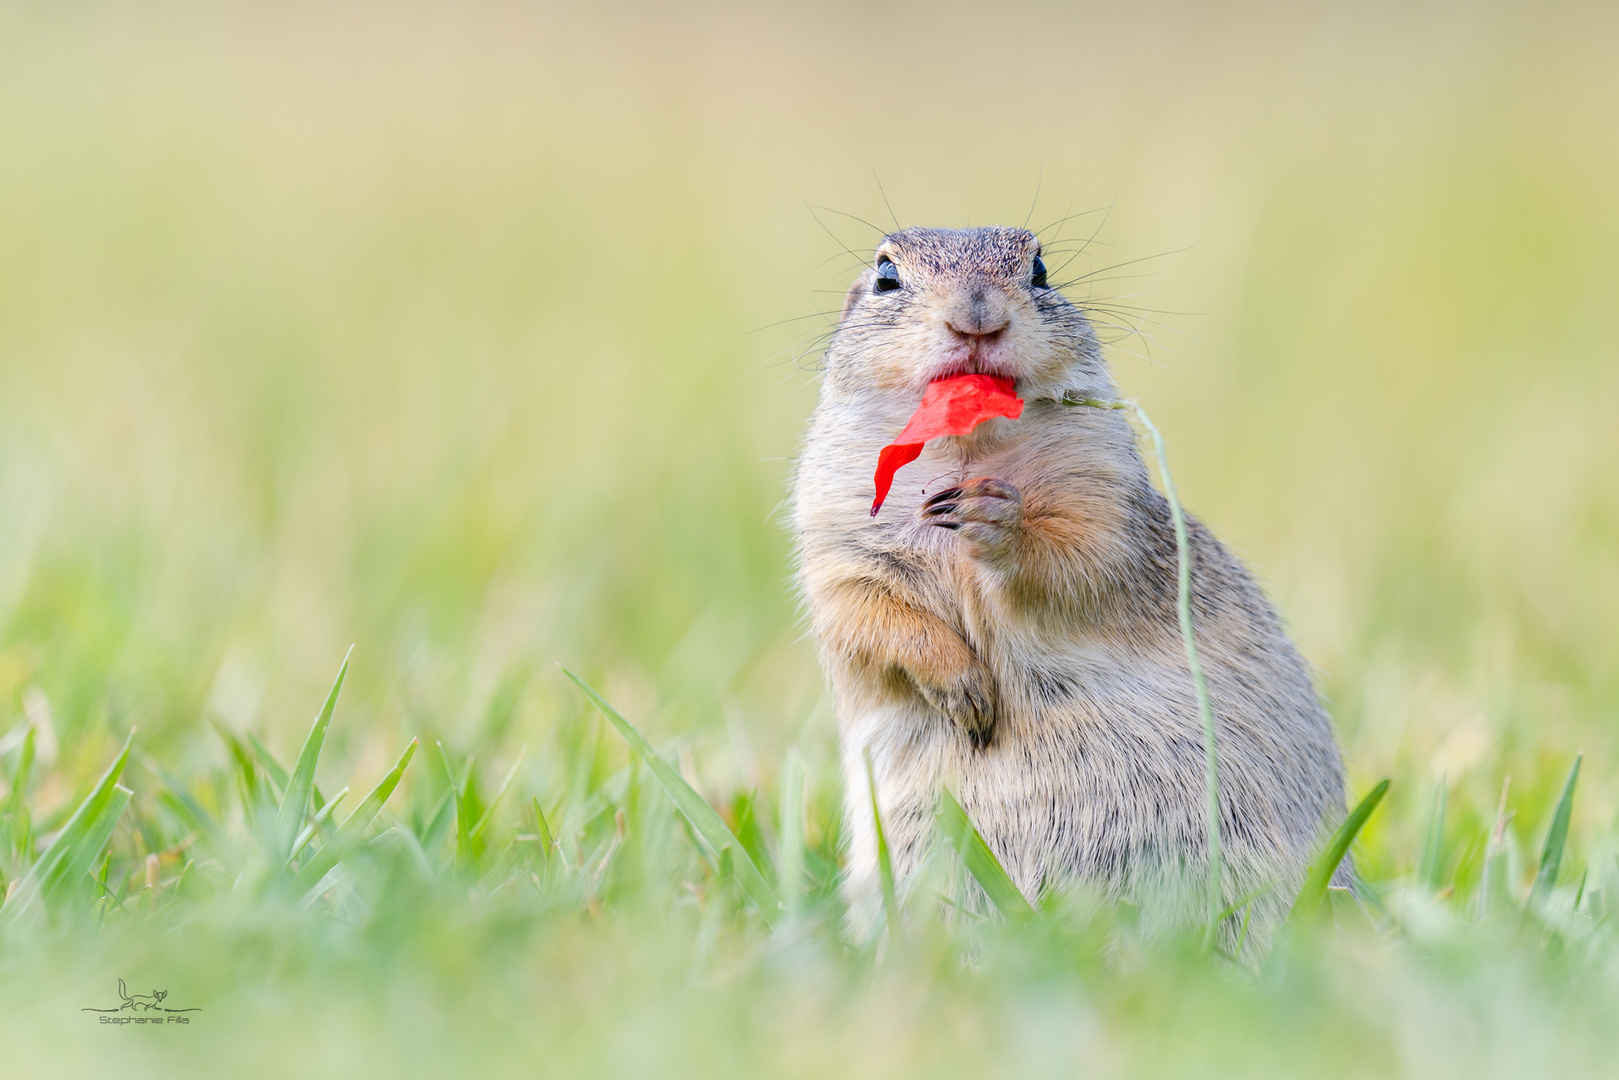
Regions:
[[791, 226, 1347, 943]]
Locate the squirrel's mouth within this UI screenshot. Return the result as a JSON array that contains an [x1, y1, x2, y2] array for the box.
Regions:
[[926, 357, 1018, 390], [925, 330, 1018, 387]]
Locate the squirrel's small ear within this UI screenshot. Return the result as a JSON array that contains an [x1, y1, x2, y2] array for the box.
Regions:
[[841, 269, 876, 323]]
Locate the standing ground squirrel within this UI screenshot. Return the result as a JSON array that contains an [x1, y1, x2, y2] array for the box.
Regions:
[[791, 226, 1347, 942]]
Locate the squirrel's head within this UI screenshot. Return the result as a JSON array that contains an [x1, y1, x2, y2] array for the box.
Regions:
[[824, 226, 1106, 403]]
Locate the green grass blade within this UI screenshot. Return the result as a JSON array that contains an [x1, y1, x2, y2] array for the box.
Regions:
[[336, 737, 418, 843], [1131, 403, 1224, 940], [301, 863, 347, 909], [471, 746, 528, 840], [1419, 774, 1448, 890], [290, 786, 349, 863], [373, 825, 437, 883], [295, 739, 418, 885], [3, 726, 34, 816], [5, 727, 36, 860], [437, 742, 476, 867], [3, 730, 135, 919], [212, 720, 262, 809], [935, 787, 1035, 920], [249, 731, 328, 810], [1065, 396, 1223, 939], [137, 749, 222, 847], [51, 785, 133, 901], [1287, 778, 1390, 925], [419, 783, 457, 854], [248, 731, 291, 798], [1215, 881, 1276, 926], [272, 647, 352, 861], [565, 669, 780, 923], [1527, 753, 1582, 916], [93, 850, 121, 916], [532, 796, 556, 865], [1475, 777, 1513, 921], [776, 751, 805, 918], [864, 749, 900, 937]]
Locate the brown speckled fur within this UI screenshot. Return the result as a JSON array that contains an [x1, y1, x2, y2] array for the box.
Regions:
[[791, 226, 1347, 946]]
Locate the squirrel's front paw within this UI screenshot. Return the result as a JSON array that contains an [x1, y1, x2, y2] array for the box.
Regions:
[[920, 477, 1023, 561], [915, 660, 997, 748]]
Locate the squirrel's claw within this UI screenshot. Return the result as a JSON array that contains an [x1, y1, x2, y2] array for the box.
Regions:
[[919, 477, 1023, 558], [915, 660, 998, 749]]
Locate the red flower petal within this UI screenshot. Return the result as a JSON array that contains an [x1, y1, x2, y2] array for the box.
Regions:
[[871, 443, 924, 518], [870, 374, 1024, 516]]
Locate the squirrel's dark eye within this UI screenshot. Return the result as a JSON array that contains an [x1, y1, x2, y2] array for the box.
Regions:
[[1031, 256, 1048, 288], [874, 258, 902, 293]]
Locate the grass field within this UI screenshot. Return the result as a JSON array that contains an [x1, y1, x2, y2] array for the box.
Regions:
[[1, 2, 1617, 1076]]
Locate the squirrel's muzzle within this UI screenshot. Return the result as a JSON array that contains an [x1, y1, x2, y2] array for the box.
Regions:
[[944, 282, 1011, 339]]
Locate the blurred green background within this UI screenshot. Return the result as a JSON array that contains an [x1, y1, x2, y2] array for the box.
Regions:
[[1, 1, 1617, 1073]]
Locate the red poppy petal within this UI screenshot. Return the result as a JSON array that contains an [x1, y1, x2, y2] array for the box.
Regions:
[[869, 374, 1025, 516], [895, 374, 1023, 444], [871, 442, 924, 516]]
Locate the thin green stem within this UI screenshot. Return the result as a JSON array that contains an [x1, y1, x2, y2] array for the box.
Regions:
[[865, 748, 901, 941], [1062, 393, 1223, 945]]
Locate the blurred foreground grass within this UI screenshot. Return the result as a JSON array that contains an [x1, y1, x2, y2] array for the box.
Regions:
[[1, 1, 1617, 1075]]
